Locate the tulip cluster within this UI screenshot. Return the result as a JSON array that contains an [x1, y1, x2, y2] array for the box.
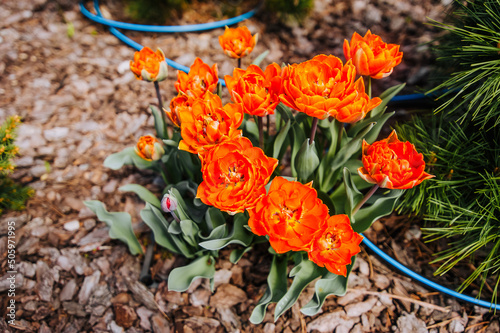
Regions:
[[94, 26, 435, 322]]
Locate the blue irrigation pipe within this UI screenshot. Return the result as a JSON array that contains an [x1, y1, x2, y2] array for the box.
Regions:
[[362, 236, 500, 311], [80, 0, 499, 311]]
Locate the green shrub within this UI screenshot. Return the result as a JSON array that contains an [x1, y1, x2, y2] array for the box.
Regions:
[[0, 116, 34, 215]]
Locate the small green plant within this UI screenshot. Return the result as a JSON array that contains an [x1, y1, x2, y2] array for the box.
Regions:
[[0, 116, 34, 215], [264, 0, 314, 22], [124, 0, 187, 24]]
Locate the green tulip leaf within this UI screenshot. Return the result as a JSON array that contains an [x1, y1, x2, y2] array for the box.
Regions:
[[168, 254, 216, 292], [229, 246, 252, 264], [84, 200, 143, 255], [180, 219, 200, 248], [249, 255, 288, 324], [274, 257, 323, 321], [352, 189, 404, 233], [343, 168, 363, 218], [149, 105, 166, 139], [140, 203, 183, 255], [119, 184, 161, 209], [369, 83, 406, 117], [252, 49, 270, 67], [301, 259, 355, 316], [199, 213, 253, 250], [273, 120, 291, 159], [103, 147, 153, 170]]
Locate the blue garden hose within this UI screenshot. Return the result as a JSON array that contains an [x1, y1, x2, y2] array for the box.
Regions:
[[80, 0, 499, 311], [362, 236, 500, 310]]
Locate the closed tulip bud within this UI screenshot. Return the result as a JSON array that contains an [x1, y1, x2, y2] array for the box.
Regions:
[[161, 191, 178, 213], [295, 139, 320, 181]]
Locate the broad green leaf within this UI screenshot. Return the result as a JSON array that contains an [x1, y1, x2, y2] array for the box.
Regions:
[[141, 203, 196, 258], [103, 147, 153, 170], [319, 123, 374, 193], [149, 105, 166, 139], [168, 254, 216, 292], [229, 247, 252, 264], [330, 123, 374, 171], [300, 259, 355, 316], [84, 200, 143, 255], [140, 203, 181, 254], [348, 110, 393, 139], [274, 258, 323, 321], [363, 111, 395, 144], [290, 123, 307, 177], [180, 219, 200, 248], [168, 187, 191, 221], [275, 102, 295, 124], [119, 184, 161, 209], [317, 190, 337, 215], [205, 207, 226, 232], [199, 213, 253, 250], [249, 255, 288, 324], [352, 189, 404, 233], [343, 168, 363, 218], [252, 49, 270, 67], [273, 120, 291, 159], [244, 118, 260, 141], [370, 83, 406, 117], [199, 224, 227, 241]]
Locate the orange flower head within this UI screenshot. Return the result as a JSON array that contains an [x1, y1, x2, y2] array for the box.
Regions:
[[219, 26, 258, 59], [130, 47, 168, 82], [358, 130, 434, 189], [344, 30, 403, 79], [308, 214, 363, 276], [165, 94, 196, 128], [197, 136, 278, 214], [135, 135, 165, 161], [224, 63, 282, 117], [280, 55, 381, 121], [178, 91, 244, 155], [175, 57, 219, 98], [248, 177, 329, 253]]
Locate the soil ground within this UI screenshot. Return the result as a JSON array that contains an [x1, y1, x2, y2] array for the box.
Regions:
[[1, 0, 499, 332]]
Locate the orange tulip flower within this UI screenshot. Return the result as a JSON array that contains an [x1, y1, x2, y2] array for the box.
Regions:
[[248, 177, 329, 253], [280, 55, 381, 121], [224, 63, 282, 117], [308, 214, 363, 276], [178, 91, 244, 155], [130, 47, 168, 82], [358, 130, 434, 190], [219, 26, 258, 59], [175, 57, 219, 98], [197, 136, 278, 214], [135, 135, 165, 161], [343, 30, 403, 79], [165, 94, 196, 128]]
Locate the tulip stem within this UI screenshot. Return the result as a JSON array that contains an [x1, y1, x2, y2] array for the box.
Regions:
[[238, 58, 242, 69], [267, 115, 271, 136], [336, 120, 344, 154], [154, 81, 168, 139], [309, 117, 319, 145], [258, 116, 264, 149], [368, 76, 372, 100], [352, 184, 379, 215]]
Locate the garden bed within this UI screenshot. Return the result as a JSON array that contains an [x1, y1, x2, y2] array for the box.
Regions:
[[0, 0, 499, 332]]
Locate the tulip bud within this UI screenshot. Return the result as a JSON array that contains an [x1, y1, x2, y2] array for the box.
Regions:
[[295, 139, 320, 181], [135, 135, 165, 161], [161, 191, 178, 213]]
